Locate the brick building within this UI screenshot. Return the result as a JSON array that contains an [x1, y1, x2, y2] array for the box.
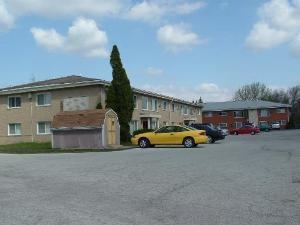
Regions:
[[202, 100, 291, 129]]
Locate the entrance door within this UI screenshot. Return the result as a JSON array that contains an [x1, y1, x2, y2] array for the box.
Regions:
[[106, 116, 116, 145], [142, 120, 148, 129]]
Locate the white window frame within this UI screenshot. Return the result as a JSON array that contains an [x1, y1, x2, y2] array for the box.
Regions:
[[142, 96, 148, 110], [219, 123, 228, 128], [280, 120, 287, 125], [8, 96, 21, 108], [204, 112, 213, 117], [234, 111, 245, 118], [37, 122, 51, 135], [8, 123, 21, 136], [151, 98, 158, 111], [163, 101, 168, 111], [260, 109, 270, 117], [276, 108, 285, 113], [36, 93, 51, 106], [219, 111, 227, 116], [235, 122, 243, 128]]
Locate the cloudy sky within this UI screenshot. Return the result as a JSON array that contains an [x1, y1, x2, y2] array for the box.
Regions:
[[1, 0, 300, 102]]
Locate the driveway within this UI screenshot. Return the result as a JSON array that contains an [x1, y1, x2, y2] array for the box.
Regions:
[[0, 130, 300, 225]]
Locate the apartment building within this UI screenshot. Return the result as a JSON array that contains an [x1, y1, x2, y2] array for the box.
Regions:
[[202, 100, 291, 129], [0, 75, 203, 144]]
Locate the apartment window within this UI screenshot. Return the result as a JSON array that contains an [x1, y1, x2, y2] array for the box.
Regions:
[[151, 99, 158, 111], [37, 122, 51, 134], [219, 111, 227, 116], [130, 120, 139, 133], [142, 96, 148, 110], [8, 96, 21, 108], [233, 111, 245, 118], [198, 109, 201, 115], [183, 106, 188, 115], [172, 104, 175, 112], [260, 109, 270, 117], [133, 95, 138, 109], [280, 120, 287, 125], [37, 93, 51, 106], [204, 112, 213, 117], [219, 123, 228, 128], [163, 101, 168, 111], [276, 108, 285, 113], [8, 123, 21, 135], [234, 122, 243, 128]]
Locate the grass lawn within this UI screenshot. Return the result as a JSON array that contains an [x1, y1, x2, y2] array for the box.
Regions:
[[0, 142, 133, 154]]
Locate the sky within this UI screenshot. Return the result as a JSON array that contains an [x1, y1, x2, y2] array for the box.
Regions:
[[1, 0, 300, 103]]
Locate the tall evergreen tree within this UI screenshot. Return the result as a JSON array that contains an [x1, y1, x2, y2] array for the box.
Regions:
[[106, 45, 134, 142]]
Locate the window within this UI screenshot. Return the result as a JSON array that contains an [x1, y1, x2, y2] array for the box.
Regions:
[[204, 112, 213, 117], [219, 111, 227, 116], [260, 109, 270, 117], [280, 120, 287, 125], [276, 108, 285, 113], [234, 122, 243, 128], [163, 101, 168, 111], [8, 96, 21, 108], [233, 111, 245, 118], [219, 123, 228, 128], [133, 95, 138, 109], [8, 123, 21, 135], [151, 99, 158, 111], [130, 120, 139, 133], [37, 93, 51, 106], [198, 109, 201, 115], [183, 106, 188, 115], [171, 104, 175, 112], [142, 96, 148, 110], [37, 122, 51, 134]]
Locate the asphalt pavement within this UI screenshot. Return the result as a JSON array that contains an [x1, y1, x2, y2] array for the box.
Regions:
[[0, 129, 300, 225]]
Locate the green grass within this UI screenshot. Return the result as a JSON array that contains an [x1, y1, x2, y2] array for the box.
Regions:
[[0, 142, 132, 154]]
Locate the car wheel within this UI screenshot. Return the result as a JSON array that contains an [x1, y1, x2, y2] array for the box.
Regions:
[[234, 131, 238, 135], [183, 137, 195, 148], [138, 138, 150, 148], [206, 135, 213, 144]]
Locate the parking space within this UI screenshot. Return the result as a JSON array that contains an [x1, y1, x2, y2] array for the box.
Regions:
[[0, 130, 300, 225]]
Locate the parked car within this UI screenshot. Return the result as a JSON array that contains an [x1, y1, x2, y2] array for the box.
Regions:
[[189, 123, 226, 143], [131, 125, 208, 148], [271, 122, 281, 130], [229, 125, 260, 135], [216, 125, 229, 136], [259, 122, 271, 132]]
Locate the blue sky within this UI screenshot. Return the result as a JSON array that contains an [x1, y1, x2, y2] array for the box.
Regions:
[[1, 0, 300, 102]]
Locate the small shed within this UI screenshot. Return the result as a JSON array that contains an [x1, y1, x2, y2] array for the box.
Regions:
[[52, 109, 120, 149]]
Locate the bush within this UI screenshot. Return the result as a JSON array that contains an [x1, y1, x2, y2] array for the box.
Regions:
[[132, 129, 154, 136]]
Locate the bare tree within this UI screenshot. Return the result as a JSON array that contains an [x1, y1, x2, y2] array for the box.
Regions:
[[233, 82, 272, 101]]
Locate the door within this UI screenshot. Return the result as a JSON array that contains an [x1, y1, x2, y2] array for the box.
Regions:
[[106, 116, 116, 145]]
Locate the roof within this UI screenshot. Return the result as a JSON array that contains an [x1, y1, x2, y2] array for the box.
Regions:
[[203, 100, 291, 112], [0, 75, 201, 107], [52, 109, 112, 129]]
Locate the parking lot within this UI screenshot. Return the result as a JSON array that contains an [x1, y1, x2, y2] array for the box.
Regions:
[[0, 130, 300, 225]]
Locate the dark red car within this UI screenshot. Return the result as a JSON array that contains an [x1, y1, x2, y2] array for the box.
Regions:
[[230, 125, 260, 135]]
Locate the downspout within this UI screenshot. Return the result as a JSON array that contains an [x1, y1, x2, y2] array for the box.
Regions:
[[29, 93, 34, 142]]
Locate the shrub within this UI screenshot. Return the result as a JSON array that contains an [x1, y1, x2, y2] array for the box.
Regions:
[[132, 129, 154, 136]]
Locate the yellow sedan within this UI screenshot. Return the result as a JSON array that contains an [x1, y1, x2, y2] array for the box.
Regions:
[[131, 125, 208, 148]]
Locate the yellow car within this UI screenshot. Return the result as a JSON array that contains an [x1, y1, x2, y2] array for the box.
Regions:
[[131, 125, 208, 148]]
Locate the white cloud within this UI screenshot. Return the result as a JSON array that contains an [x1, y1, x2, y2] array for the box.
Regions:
[[127, 1, 205, 23], [0, 1, 14, 29], [140, 82, 233, 102], [145, 67, 164, 76], [5, 0, 123, 18], [31, 17, 109, 58], [246, 0, 300, 55], [246, 22, 291, 50], [157, 23, 203, 52]]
